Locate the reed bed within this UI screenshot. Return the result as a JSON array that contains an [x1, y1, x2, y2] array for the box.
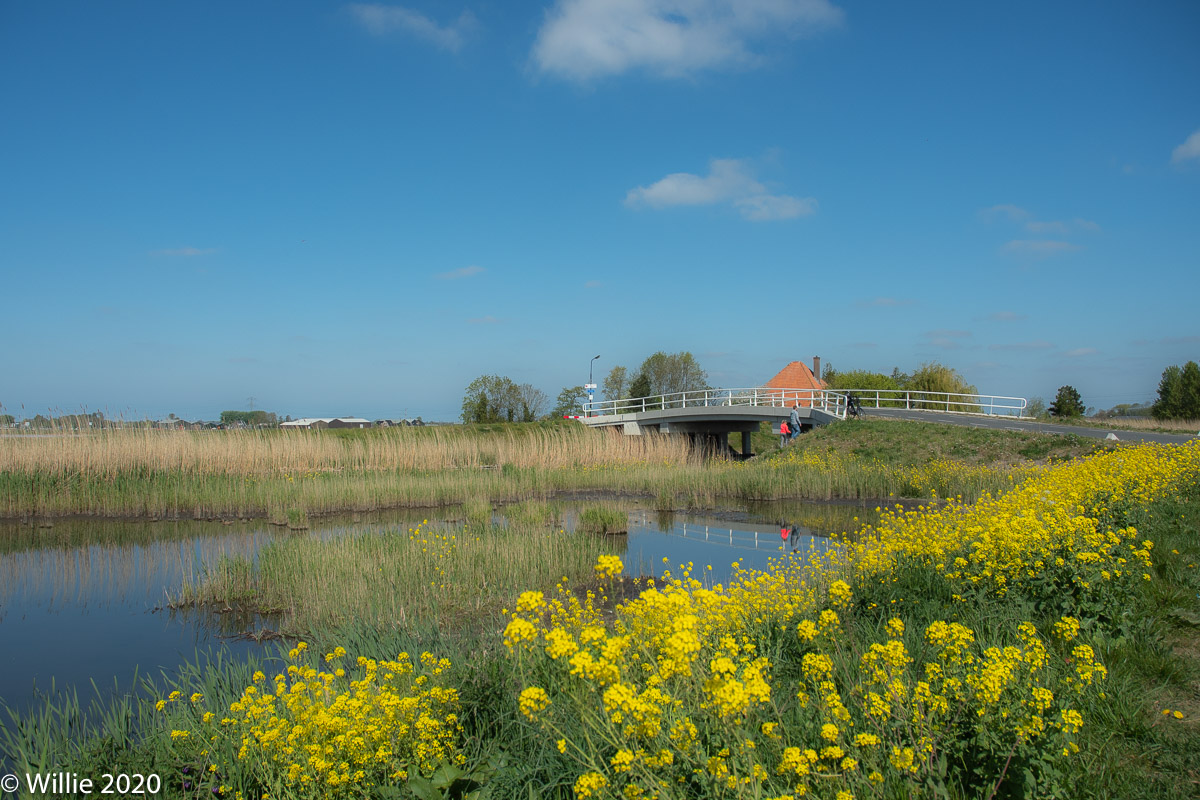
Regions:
[[176, 521, 621, 634], [0, 424, 693, 476], [1, 422, 1060, 520]]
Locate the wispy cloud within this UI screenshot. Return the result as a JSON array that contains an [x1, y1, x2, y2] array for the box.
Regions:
[[982, 205, 1099, 255], [1162, 335, 1200, 345], [150, 247, 216, 257], [1171, 128, 1200, 165], [985, 311, 1026, 322], [626, 158, 814, 221], [435, 265, 485, 280], [349, 4, 477, 52], [980, 204, 1029, 223], [1064, 347, 1098, 357], [532, 0, 844, 82], [988, 340, 1054, 352], [924, 329, 971, 349], [1003, 240, 1081, 256]]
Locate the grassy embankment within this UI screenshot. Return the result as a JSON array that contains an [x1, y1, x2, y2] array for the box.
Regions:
[[5, 433, 1198, 798], [0, 419, 1108, 521]]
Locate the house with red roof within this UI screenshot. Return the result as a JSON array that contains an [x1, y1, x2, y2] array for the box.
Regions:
[[764, 357, 826, 407]]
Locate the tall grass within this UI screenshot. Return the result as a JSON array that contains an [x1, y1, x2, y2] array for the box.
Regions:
[[176, 521, 621, 634], [1, 421, 1100, 520]]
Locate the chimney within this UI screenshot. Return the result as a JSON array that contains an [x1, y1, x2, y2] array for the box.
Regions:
[[812, 356, 821, 382]]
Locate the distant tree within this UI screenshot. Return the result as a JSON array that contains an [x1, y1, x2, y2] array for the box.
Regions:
[[603, 366, 628, 404], [628, 372, 651, 401], [906, 362, 979, 411], [1025, 397, 1048, 419], [890, 367, 911, 387], [220, 410, 279, 427], [516, 383, 549, 421], [462, 375, 522, 423], [1181, 361, 1200, 418], [633, 351, 708, 398], [0, 414, 14, 426], [821, 362, 838, 384], [1153, 361, 1200, 420], [552, 385, 589, 418], [1153, 365, 1183, 419], [1049, 385, 1085, 417], [825, 370, 900, 392]]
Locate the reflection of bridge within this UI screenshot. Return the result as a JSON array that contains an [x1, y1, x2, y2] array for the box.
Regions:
[[630, 511, 837, 555], [580, 386, 1029, 456]]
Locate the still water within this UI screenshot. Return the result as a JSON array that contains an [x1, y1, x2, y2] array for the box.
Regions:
[[0, 499, 873, 715]]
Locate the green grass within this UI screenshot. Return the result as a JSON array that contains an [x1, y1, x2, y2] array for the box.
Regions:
[[175, 520, 622, 635]]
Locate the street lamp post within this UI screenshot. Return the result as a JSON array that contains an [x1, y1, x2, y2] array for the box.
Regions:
[[587, 354, 600, 416]]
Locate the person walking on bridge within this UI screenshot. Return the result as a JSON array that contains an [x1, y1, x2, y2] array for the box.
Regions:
[[789, 403, 802, 441]]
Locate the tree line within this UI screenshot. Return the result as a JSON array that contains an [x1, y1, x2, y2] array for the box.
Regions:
[[461, 352, 708, 423]]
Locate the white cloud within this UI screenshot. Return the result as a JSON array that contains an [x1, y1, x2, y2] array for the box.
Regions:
[[1003, 240, 1080, 256], [982, 205, 1099, 250], [349, 4, 477, 51], [734, 193, 816, 221], [531, 0, 844, 82], [1064, 347, 1098, 357], [625, 158, 814, 221], [1171, 128, 1200, 164], [435, 265, 485, 280], [980, 204, 1029, 223], [150, 247, 216, 257]]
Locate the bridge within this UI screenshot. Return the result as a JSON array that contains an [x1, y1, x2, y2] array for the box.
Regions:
[[578, 387, 1029, 456]]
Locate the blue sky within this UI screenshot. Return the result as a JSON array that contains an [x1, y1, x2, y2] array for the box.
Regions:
[[2, 0, 1198, 422]]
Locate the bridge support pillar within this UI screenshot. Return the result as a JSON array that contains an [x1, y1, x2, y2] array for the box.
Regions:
[[740, 428, 754, 457]]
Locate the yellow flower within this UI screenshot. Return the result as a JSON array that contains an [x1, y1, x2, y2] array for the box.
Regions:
[[518, 686, 551, 720]]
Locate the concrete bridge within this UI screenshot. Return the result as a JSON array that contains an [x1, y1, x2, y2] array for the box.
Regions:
[[578, 387, 1030, 456], [579, 387, 849, 456]]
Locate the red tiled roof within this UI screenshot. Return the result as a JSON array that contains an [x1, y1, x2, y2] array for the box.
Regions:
[[764, 361, 826, 407]]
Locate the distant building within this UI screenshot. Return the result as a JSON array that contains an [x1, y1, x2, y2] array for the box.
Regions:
[[280, 417, 371, 430], [764, 357, 826, 407]]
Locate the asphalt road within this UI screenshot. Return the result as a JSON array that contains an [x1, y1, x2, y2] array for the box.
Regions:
[[860, 407, 1199, 445]]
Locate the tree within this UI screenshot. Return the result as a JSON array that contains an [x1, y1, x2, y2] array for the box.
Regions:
[[1153, 361, 1200, 420], [906, 362, 979, 411], [602, 366, 628, 403], [628, 372, 651, 401], [552, 385, 589, 418], [0, 414, 14, 426], [632, 351, 708, 398], [462, 375, 526, 423], [1025, 397, 1048, 419], [1049, 385, 1085, 417], [516, 384, 549, 421]]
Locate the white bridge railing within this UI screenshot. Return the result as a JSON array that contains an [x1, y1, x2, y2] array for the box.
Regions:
[[583, 387, 1028, 419], [836, 389, 1027, 417], [584, 387, 849, 419]]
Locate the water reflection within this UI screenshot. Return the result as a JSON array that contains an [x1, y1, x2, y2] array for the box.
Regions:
[[0, 499, 875, 715], [622, 511, 839, 585]]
